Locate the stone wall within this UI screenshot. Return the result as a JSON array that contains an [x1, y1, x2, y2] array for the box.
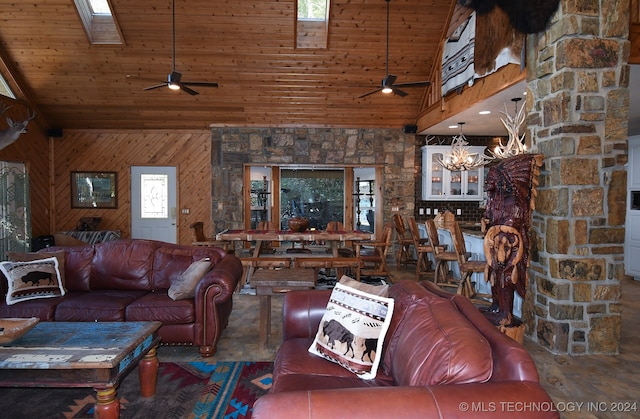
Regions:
[[210, 127, 416, 234], [526, 0, 629, 354]]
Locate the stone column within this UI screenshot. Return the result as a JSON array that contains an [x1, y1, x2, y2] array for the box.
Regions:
[[526, 0, 629, 354]]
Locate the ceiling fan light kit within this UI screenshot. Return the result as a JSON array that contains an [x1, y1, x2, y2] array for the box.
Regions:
[[358, 0, 430, 99]]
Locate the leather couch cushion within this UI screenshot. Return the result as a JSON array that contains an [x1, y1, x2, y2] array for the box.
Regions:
[[272, 338, 394, 393], [126, 292, 195, 324], [54, 290, 148, 321], [42, 246, 95, 291], [384, 281, 493, 386], [90, 241, 155, 290], [0, 295, 64, 320]]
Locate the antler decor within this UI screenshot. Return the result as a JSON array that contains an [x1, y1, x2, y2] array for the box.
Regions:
[[437, 122, 492, 171], [491, 98, 528, 160], [0, 101, 36, 151]]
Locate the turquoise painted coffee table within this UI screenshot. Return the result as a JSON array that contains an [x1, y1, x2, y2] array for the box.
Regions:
[[0, 321, 161, 419]]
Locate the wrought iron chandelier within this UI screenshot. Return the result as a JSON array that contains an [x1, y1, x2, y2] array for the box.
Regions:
[[491, 97, 528, 159], [437, 122, 491, 171]]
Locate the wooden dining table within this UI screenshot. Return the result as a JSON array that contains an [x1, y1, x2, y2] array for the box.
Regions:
[[216, 229, 374, 258]]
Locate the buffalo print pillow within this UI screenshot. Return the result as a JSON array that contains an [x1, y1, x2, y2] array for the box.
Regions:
[[308, 282, 394, 380], [1, 257, 65, 305]]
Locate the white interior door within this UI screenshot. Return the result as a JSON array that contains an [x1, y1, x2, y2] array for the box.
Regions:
[[131, 166, 177, 243]]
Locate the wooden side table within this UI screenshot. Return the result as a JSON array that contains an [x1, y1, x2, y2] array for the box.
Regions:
[[251, 268, 315, 348]]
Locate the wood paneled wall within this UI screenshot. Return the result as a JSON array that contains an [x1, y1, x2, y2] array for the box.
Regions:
[[52, 130, 212, 245]]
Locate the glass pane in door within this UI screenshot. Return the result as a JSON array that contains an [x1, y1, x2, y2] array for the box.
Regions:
[[140, 174, 168, 218]]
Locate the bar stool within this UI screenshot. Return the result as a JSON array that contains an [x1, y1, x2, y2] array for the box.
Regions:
[[393, 214, 415, 269], [407, 217, 434, 280], [424, 219, 458, 289], [448, 221, 488, 299]]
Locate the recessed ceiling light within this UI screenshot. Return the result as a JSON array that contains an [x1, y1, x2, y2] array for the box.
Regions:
[[479, 110, 491, 115], [448, 125, 458, 129]]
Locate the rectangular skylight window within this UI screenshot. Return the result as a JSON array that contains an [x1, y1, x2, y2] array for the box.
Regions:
[[0, 74, 16, 99], [298, 0, 329, 21], [296, 0, 330, 48], [88, 0, 112, 15], [74, 0, 124, 44]]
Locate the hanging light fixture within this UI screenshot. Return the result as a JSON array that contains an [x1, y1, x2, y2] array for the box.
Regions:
[[437, 122, 491, 171], [491, 97, 528, 159]]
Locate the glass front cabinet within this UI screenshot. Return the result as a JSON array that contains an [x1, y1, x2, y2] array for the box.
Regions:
[[421, 145, 485, 200]]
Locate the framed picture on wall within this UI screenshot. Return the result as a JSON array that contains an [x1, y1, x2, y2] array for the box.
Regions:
[[71, 171, 118, 209]]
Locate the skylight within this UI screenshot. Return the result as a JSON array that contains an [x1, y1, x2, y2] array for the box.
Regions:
[[296, 0, 330, 49], [88, 0, 112, 15], [74, 0, 124, 44], [0, 74, 16, 99], [298, 0, 329, 21]]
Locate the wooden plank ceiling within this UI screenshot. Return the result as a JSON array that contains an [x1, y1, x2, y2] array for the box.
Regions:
[[0, 0, 453, 130]]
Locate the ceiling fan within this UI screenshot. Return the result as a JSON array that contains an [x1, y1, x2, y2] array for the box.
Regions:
[[358, 0, 431, 98], [128, 0, 218, 95]]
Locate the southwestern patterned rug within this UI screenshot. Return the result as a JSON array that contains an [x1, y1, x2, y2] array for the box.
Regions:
[[0, 361, 273, 419]]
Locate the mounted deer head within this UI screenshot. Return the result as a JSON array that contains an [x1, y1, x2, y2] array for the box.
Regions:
[[0, 103, 36, 151]]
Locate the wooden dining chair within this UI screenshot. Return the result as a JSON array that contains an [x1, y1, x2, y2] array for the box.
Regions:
[[325, 221, 354, 257], [424, 219, 459, 290], [448, 221, 489, 301], [355, 222, 393, 278], [189, 222, 232, 252], [407, 217, 434, 280]]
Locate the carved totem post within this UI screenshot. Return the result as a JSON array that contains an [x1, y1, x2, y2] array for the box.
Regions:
[[482, 153, 543, 327]]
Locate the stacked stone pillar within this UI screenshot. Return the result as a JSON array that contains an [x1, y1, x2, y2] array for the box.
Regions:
[[526, 0, 629, 354]]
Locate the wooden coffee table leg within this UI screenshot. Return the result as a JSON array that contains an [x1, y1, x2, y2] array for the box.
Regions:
[[258, 294, 271, 349], [94, 386, 120, 419], [138, 346, 159, 397]]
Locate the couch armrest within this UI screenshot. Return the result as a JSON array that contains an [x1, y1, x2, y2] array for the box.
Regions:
[[195, 254, 242, 302], [254, 382, 559, 419], [193, 254, 242, 355], [282, 289, 332, 341]]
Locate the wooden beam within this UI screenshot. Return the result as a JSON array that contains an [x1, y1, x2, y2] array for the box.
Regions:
[[416, 64, 525, 133], [0, 44, 49, 130], [630, 23, 640, 64]]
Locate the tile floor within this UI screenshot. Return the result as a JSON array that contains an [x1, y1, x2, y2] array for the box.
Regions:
[[158, 266, 640, 419]]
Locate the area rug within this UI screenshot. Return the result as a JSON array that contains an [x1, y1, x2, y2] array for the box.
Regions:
[[0, 361, 273, 419]]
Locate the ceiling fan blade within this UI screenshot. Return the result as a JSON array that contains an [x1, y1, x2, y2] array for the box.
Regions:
[[383, 74, 397, 86], [393, 87, 409, 97], [143, 83, 168, 91], [358, 88, 382, 99], [181, 81, 219, 88], [179, 84, 199, 95], [393, 80, 431, 88]]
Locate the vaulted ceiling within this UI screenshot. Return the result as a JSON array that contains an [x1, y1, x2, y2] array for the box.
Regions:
[[0, 0, 455, 131]]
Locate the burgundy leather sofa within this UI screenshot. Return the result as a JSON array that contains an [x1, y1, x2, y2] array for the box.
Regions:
[[0, 239, 241, 357], [253, 280, 558, 418]]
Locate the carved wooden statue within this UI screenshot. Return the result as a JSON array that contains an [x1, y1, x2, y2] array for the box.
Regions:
[[482, 153, 543, 327]]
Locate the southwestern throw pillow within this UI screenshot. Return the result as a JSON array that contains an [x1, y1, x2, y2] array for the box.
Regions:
[[308, 281, 394, 380], [7, 250, 66, 289], [338, 275, 389, 297], [0, 257, 65, 305], [168, 258, 212, 300]]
